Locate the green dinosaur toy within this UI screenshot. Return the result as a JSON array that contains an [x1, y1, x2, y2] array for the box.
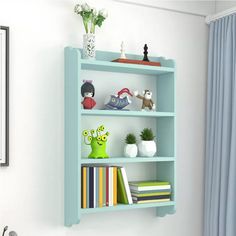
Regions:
[[82, 125, 109, 159]]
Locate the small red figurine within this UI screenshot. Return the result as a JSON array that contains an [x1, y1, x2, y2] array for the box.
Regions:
[[81, 80, 96, 109]]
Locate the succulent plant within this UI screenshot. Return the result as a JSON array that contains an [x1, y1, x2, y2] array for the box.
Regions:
[[125, 133, 137, 144], [140, 128, 155, 141]]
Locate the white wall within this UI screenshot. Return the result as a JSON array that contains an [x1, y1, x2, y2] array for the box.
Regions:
[[0, 0, 209, 235], [215, 0, 236, 12]]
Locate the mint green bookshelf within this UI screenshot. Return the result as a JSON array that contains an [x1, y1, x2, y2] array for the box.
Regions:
[[64, 47, 176, 226]]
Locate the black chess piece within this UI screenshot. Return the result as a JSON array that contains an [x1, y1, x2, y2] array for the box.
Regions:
[[143, 44, 149, 62], [2, 226, 8, 236]]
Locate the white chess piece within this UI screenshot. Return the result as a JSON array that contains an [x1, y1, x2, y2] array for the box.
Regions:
[[120, 41, 126, 59]]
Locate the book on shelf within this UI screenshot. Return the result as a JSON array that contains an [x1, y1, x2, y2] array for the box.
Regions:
[[131, 191, 171, 197], [117, 167, 133, 204], [81, 166, 171, 208], [129, 181, 171, 192], [132, 194, 171, 201], [129, 180, 171, 204], [133, 199, 171, 204], [81, 165, 118, 209]]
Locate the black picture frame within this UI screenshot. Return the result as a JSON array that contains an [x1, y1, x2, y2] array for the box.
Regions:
[[0, 26, 9, 167]]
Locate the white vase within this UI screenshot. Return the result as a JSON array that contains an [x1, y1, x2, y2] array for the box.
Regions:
[[124, 144, 138, 158], [138, 140, 156, 157], [83, 34, 96, 59]]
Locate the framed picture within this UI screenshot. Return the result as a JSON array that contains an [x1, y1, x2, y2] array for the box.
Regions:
[[0, 26, 9, 166]]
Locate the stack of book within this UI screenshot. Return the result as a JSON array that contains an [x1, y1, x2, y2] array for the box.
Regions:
[[81, 166, 117, 208], [129, 181, 171, 204]]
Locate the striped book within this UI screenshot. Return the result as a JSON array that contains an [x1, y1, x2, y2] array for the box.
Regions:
[[129, 181, 171, 192]]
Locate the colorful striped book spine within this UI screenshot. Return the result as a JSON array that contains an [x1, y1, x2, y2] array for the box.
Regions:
[[98, 167, 103, 208], [113, 167, 117, 205], [82, 166, 87, 208]]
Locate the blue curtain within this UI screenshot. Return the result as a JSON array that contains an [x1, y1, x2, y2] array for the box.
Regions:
[[204, 14, 236, 236]]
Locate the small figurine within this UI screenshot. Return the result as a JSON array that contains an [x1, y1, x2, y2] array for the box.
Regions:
[[104, 88, 133, 110], [82, 125, 109, 159], [81, 80, 96, 109], [134, 90, 156, 111], [120, 41, 126, 59], [143, 44, 149, 62]]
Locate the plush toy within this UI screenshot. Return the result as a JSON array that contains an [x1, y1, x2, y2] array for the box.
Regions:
[[104, 88, 133, 110], [134, 90, 156, 111], [82, 125, 109, 159], [81, 80, 96, 109]]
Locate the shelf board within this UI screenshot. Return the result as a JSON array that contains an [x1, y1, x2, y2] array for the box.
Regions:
[[81, 157, 175, 164], [81, 201, 175, 214], [81, 59, 174, 75], [81, 109, 175, 118]]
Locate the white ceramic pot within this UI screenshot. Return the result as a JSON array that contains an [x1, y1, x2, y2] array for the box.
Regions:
[[83, 34, 96, 59], [124, 144, 138, 157], [138, 140, 156, 157]]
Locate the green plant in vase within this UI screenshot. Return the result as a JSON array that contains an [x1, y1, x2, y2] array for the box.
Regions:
[[82, 125, 109, 158], [74, 2, 108, 59], [124, 133, 138, 157], [138, 128, 156, 157]]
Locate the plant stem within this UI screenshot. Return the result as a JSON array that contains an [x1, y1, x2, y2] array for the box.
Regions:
[[83, 19, 88, 33]]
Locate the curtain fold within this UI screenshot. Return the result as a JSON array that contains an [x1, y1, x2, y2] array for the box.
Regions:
[[204, 14, 236, 236]]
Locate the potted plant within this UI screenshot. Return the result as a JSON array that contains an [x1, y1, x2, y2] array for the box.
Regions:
[[138, 128, 156, 157], [74, 3, 108, 59], [124, 133, 138, 157]]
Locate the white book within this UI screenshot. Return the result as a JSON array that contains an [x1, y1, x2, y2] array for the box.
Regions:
[[109, 167, 113, 206], [129, 185, 171, 192], [120, 167, 133, 204]]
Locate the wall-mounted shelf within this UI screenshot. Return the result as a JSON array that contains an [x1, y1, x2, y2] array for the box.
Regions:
[[81, 109, 175, 118], [64, 47, 176, 226], [81, 201, 175, 214], [81, 156, 175, 164]]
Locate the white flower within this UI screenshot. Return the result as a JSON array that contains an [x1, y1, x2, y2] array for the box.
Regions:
[[82, 3, 91, 12], [91, 7, 97, 16], [99, 9, 108, 18], [74, 4, 82, 13]]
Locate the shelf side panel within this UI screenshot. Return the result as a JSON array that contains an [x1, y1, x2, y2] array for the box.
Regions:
[[64, 47, 81, 226], [156, 162, 176, 216]]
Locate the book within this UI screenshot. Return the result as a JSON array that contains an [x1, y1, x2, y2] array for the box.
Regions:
[[86, 167, 89, 208], [132, 195, 171, 201], [131, 191, 171, 197], [113, 167, 117, 205], [106, 166, 109, 206], [98, 167, 103, 208], [109, 167, 113, 206], [82, 166, 87, 208], [117, 168, 128, 204], [131, 189, 171, 194], [102, 167, 106, 206], [120, 167, 133, 204], [93, 167, 97, 208], [89, 167, 94, 208], [129, 181, 171, 191], [133, 199, 170, 204]]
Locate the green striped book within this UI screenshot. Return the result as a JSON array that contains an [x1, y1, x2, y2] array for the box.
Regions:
[[129, 181, 171, 191]]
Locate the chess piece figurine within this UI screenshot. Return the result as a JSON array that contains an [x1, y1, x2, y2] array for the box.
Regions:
[[2, 226, 8, 236], [120, 41, 126, 59], [81, 80, 96, 109], [143, 44, 149, 62], [9, 232, 17, 236]]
